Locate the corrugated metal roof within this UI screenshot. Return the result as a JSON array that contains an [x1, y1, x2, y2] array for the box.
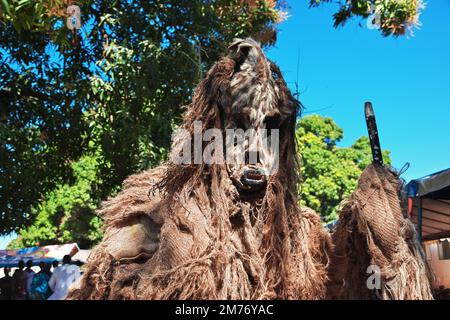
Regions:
[[408, 169, 450, 240], [411, 198, 450, 240], [407, 168, 450, 199]]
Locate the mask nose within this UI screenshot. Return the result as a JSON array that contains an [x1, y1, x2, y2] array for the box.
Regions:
[[245, 150, 260, 166]]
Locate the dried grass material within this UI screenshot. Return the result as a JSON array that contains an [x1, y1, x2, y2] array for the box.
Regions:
[[67, 168, 166, 300], [68, 42, 331, 300], [327, 164, 434, 300], [68, 39, 431, 301], [67, 167, 332, 300]]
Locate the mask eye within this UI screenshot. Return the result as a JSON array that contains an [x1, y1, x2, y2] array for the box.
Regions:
[[264, 114, 281, 130], [233, 117, 247, 131]]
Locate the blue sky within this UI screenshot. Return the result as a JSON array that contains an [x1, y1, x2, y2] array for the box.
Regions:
[[0, 234, 15, 250], [266, 0, 450, 182], [1, 1, 449, 249]]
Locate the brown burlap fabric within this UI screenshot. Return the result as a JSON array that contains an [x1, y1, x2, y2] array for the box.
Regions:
[[67, 167, 332, 300], [67, 39, 334, 300], [327, 164, 434, 300], [67, 163, 433, 300], [67, 38, 433, 300]]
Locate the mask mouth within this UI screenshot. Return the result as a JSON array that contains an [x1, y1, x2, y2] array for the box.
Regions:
[[242, 166, 266, 184], [231, 165, 267, 192]]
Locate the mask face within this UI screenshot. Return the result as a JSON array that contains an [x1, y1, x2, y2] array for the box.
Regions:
[[224, 39, 297, 193]]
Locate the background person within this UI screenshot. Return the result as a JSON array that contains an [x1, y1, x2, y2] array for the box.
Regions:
[[12, 260, 27, 300], [25, 260, 35, 298], [44, 262, 52, 277], [0, 267, 13, 300], [29, 262, 52, 300], [48, 255, 80, 300]]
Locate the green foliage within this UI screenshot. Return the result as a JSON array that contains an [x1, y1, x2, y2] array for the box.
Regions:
[[0, 1, 281, 241], [310, 0, 424, 36], [0, 0, 100, 233], [297, 115, 391, 222], [0, 0, 68, 32], [7, 153, 104, 249]]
